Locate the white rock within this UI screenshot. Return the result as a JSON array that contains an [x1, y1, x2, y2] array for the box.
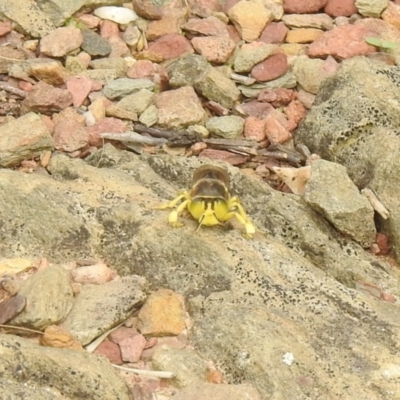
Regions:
[[94, 7, 138, 24]]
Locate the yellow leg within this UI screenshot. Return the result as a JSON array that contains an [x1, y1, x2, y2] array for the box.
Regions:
[[168, 199, 189, 228], [156, 192, 188, 210], [224, 197, 255, 238]]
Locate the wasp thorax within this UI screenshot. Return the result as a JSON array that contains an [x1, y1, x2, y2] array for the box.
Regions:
[[192, 165, 230, 188]]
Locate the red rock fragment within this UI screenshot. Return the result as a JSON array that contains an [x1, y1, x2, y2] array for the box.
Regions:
[[324, 0, 358, 17], [100, 20, 119, 39], [119, 334, 148, 363], [375, 232, 390, 255], [244, 116, 267, 141], [66, 75, 93, 107], [191, 36, 235, 63], [146, 33, 194, 61], [94, 339, 123, 365], [199, 149, 248, 165], [237, 100, 274, 119], [259, 22, 288, 44], [265, 114, 291, 144], [0, 21, 12, 37], [307, 25, 377, 59], [283, 0, 328, 14], [85, 117, 127, 147], [251, 52, 288, 82], [258, 88, 296, 107], [284, 100, 307, 130], [109, 326, 139, 344]]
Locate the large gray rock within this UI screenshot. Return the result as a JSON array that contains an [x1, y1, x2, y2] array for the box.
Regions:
[[304, 159, 376, 248], [0, 334, 132, 399], [295, 56, 400, 261], [1, 146, 400, 398]]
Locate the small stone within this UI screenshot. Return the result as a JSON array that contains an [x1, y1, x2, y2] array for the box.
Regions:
[[123, 25, 141, 46], [139, 104, 158, 126], [324, 0, 358, 17], [10, 266, 74, 331], [375, 232, 390, 255], [199, 148, 248, 165], [285, 28, 324, 44], [244, 116, 266, 141], [103, 78, 155, 100], [307, 25, 377, 59], [107, 35, 130, 58], [155, 86, 206, 129], [40, 27, 83, 57], [81, 29, 112, 57], [146, 33, 194, 61], [381, 2, 400, 30], [228, 0, 272, 42], [258, 88, 296, 107], [237, 100, 274, 118], [131, 0, 163, 20], [90, 57, 127, 78], [86, 117, 127, 147], [147, 16, 184, 40], [89, 98, 107, 121], [119, 334, 147, 362], [265, 114, 292, 144], [0, 295, 26, 325], [41, 325, 83, 351], [94, 339, 123, 365], [282, 14, 334, 30], [30, 60, 69, 86], [0, 21, 12, 37], [106, 105, 138, 121], [191, 36, 236, 63], [183, 16, 229, 37], [78, 14, 101, 29], [297, 89, 316, 109], [206, 115, 245, 139], [285, 100, 307, 129], [52, 107, 89, 153], [109, 326, 139, 344], [99, 20, 119, 39], [0, 112, 54, 167], [259, 22, 288, 44], [251, 52, 288, 82], [61, 276, 147, 346], [117, 89, 155, 114], [283, 0, 328, 13], [22, 81, 73, 114], [234, 42, 277, 73], [71, 263, 115, 284], [356, 0, 388, 17], [138, 289, 186, 337], [66, 75, 93, 107]]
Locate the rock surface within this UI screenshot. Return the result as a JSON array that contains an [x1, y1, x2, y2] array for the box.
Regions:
[[0, 334, 132, 399]]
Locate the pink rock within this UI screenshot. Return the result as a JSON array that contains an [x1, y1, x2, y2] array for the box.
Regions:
[[52, 107, 89, 152], [283, 0, 328, 14], [237, 100, 274, 119], [100, 20, 120, 39], [146, 16, 182, 40], [22, 81, 73, 114], [284, 100, 307, 130], [109, 326, 139, 344], [41, 115, 55, 134], [66, 75, 93, 107], [308, 24, 376, 59], [375, 232, 390, 256], [191, 36, 235, 63], [18, 81, 33, 92], [258, 88, 296, 107], [147, 33, 194, 61], [223, 0, 241, 14], [183, 16, 229, 37], [119, 334, 148, 363], [40, 27, 83, 57], [244, 116, 267, 141], [199, 148, 247, 165], [107, 35, 130, 58], [324, 0, 358, 17], [251, 52, 288, 82], [259, 22, 288, 44], [226, 25, 241, 43], [77, 14, 100, 29], [0, 21, 12, 37], [71, 262, 115, 284], [191, 0, 222, 17], [265, 114, 291, 144], [94, 339, 123, 365], [86, 117, 127, 147]]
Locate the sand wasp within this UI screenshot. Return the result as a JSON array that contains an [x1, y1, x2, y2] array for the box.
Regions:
[[158, 164, 255, 238]]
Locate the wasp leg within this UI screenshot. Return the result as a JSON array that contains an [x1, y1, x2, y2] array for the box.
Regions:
[[225, 197, 255, 238], [168, 199, 189, 228], [156, 192, 188, 210]]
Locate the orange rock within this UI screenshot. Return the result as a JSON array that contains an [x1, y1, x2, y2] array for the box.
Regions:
[[41, 325, 83, 350], [286, 28, 324, 44], [244, 116, 267, 141]]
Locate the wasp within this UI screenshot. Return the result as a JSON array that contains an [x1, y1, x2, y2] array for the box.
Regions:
[[158, 164, 255, 238]]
